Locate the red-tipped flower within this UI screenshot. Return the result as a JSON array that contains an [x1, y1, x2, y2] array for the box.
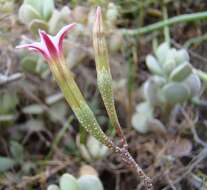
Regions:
[[16, 23, 76, 62]]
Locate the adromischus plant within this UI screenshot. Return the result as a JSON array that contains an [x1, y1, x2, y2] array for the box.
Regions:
[[18, 0, 71, 35], [17, 7, 152, 190], [132, 42, 201, 133], [47, 165, 104, 190]]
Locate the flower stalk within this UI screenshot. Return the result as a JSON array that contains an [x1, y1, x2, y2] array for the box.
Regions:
[[17, 8, 153, 189]]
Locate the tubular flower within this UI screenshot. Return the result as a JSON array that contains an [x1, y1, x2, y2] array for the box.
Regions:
[[16, 23, 76, 62], [16, 24, 114, 149]]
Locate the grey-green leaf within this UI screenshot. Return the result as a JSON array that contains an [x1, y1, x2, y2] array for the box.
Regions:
[[143, 77, 165, 106], [155, 42, 170, 64], [24, 0, 43, 13], [59, 173, 79, 190], [175, 49, 189, 65], [47, 185, 60, 190], [29, 19, 48, 35], [18, 4, 41, 24], [170, 62, 192, 81], [132, 112, 151, 133], [42, 0, 54, 20], [78, 175, 104, 190], [161, 82, 190, 105], [163, 49, 177, 74], [183, 73, 201, 97], [146, 55, 163, 75]]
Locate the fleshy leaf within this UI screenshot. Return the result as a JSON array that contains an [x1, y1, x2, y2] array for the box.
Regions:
[[155, 42, 170, 64], [47, 185, 60, 190], [183, 73, 201, 96], [161, 82, 190, 105], [78, 176, 104, 190], [175, 49, 189, 65], [42, 0, 54, 20], [146, 55, 163, 75], [59, 173, 79, 190], [170, 62, 192, 81], [18, 4, 41, 24]]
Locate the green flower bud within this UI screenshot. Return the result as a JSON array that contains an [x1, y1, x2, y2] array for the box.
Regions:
[[93, 7, 124, 139]]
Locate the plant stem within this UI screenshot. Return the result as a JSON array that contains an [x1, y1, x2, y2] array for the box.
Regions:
[[115, 146, 153, 190], [121, 11, 207, 36]]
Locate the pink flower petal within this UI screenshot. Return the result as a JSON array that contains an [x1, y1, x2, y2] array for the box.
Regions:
[[16, 23, 76, 62], [56, 23, 76, 52], [16, 43, 48, 59], [39, 30, 58, 59]]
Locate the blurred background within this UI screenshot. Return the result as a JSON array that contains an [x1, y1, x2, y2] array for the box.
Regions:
[[1, 0, 207, 189]]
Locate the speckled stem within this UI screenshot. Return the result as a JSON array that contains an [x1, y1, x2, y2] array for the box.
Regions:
[[115, 147, 153, 190]]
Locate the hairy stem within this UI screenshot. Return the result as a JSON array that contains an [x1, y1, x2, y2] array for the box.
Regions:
[[115, 146, 153, 190]]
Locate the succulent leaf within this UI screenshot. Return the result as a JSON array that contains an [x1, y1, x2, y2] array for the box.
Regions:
[[18, 4, 41, 24], [175, 49, 189, 65], [183, 73, 201, 96], [78, 175, 104, 190], [42, 0, 54, 20], [132, 102, 153, 133], [170, 62, 192, 81], [155, 42, 170, 64], [132, 113, 151, 133], [59, 173, 79, 190], [24, 0, 43, 13], [47, 185, 60, 190], [29, 19, 48, 35], [161, 82, 190, 105], [86, 136, 108, 159], [146, 55, 163, 75], [163, 49, 177, 74], [143, 77, 165, 106]]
